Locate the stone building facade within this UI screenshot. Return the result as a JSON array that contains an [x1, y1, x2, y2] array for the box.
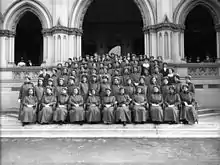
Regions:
[[0, 0, 220, 67]]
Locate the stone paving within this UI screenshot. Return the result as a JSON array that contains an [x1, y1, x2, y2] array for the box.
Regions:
[[1, 113, 220, 138], [1, 138, 220, 164]]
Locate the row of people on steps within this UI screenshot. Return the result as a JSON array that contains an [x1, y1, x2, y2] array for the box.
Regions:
[[19, 75, 198, 126]]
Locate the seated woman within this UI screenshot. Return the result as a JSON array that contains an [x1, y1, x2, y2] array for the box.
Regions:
[[20, 87, 38, 126], [115, 87, 132, 126], [53, 87, 69, 125], [69, 87, 85, 125], [102, 88, 116, 124], [86, 89, 101, 124], [132, 86, 149, 124], [38, 86, 57, 124], [149, 86, 164, 124], [179, 84, 197, 125], [164, 85, 181, 124]]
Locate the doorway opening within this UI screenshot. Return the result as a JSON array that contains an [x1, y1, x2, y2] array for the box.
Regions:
[[15, 11, 43, 66], [184, 5, 217, 63], [82, 0, 144, 57]]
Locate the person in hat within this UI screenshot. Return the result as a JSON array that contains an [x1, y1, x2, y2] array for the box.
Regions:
[[132, 86, 149, 124], [18, 75, 34, 121], [122, 67, 131, 86], [115, 87, 132, 126], [55, 77, 66, 98], [20, 87, 38, 126], [53, 87, 69, 124], [89, 74, 100, 95], [68, 87, 85, 125], [185, 75, 195, 96], [34, 77, 44, 118], [160, 62, 169, 77], [38, 86, 57, 124], [151, 66, 162, 86], [141, 68, 151, 86], [86, 88, 101, 124], [51, 68, 58, 87], [102, 87, 116, 124], [173, 74, 182, 94], [80, 74, 89, 101], [124, 78, 136, 98], [70, 69, 79, 85], [164, 85, 181, 124], [161, 76, 170, 100], [137, 76, 148, 99], [46, 78, 56, 95], [112, 76, 122, 97], [56, 63, 63, 78], [179, 84, 197, 125], [130, 66, 141, 86], [67, 76, 78, 96], [100, 75, 111, 97], [61, 67, 69, 86], [39, 67, 51, 87], [167, 68, 175, 85], [149, 85, 164, 124]]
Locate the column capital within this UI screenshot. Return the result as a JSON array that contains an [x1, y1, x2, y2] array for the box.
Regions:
[[143, 17, 185, 33], [215, 24, 220, 32], [0, 30, 16, 37], [42, 26, 83, 36]]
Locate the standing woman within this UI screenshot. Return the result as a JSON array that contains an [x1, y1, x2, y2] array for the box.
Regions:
[[20, 87, 38, 126], [86, 89, 101, 124], [18, 75, 34, 121], [38, 86, 57, 124], [161, 77, 170, 100], [179, 84, 197, 125], [124, 78, 136, 98], [80, 74, 89, 102], [69, 87, 85, 125], [132, 86, 149, 124], [149, 86, 164, 124], [115, 87, 132, 126], [55, 77, 66, 98], [53, 87, 69, 124], [34, 77, 45, 121], [38, 68, 50, 87], [102, 88, 116, 124], [164, 86, 181, 124]]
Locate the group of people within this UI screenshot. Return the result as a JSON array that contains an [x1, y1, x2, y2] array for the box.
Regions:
[[18, 53, 198, 126]]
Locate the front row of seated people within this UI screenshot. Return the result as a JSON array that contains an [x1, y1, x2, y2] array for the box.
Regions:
[[19, 75, 197, 126]]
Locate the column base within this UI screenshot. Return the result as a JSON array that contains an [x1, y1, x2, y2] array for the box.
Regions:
[[7, 62, 16, 67], [215, 58, 220, 63]]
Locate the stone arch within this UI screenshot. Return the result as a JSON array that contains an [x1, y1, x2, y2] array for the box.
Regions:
[[173, 0, 220, 25], [3, 0, 52, 31], [69, 0, 155, 30]]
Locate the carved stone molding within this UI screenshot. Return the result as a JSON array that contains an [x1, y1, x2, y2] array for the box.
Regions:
[[42, 27, 83, 36], [143, 16, 185, 33], [0, 30, 16, 37], [188, 67, 219, 77]]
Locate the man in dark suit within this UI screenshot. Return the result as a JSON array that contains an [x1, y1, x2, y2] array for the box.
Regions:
[[160, 62, 169, 77]]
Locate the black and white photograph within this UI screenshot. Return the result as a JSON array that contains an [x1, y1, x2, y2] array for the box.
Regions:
[[0, 0, 220, 164]]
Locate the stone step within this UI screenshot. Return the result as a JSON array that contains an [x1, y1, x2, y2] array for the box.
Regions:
[[198, 108, 220, 115]]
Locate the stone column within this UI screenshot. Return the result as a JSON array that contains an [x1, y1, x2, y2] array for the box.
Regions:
[[0, 36, 7, 67], [215, 24, 220, 63], [7, 32, 15, 67], [76, 34, 82, 59], [149, 31, 157, 58]]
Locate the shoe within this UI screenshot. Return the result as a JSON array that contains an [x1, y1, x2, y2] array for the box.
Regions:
[[123, 122, 126, 126]]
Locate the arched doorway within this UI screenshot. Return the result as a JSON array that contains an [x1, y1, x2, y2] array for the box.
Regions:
[[82, 0, 144, 56], [15, 11, 43, 66], [184, 5, 217, 63]]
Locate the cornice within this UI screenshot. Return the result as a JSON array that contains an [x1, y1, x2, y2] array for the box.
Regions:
[[0, 30, 16, 37]]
